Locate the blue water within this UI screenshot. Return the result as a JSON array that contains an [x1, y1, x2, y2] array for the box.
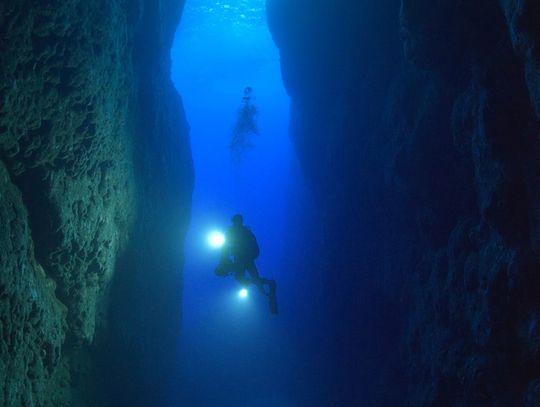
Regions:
[[171, 1, 323, 405]]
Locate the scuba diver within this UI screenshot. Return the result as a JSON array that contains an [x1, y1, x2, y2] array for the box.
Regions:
[[242, 86, 253, 103], [215, 214, 278, 314], [230, 86, 259, 163]]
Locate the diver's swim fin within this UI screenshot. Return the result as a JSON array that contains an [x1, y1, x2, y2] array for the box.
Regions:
[[268, 280, 278, 315]]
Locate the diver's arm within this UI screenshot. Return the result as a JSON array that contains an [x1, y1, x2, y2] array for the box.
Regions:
[[220, 244, 230, 262], [220, 230, 232, 262]]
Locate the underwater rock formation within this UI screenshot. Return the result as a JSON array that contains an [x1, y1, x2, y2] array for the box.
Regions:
[[0, 160, 66, 406], [268, 0, 540, 405], [0, 1, 192, 406], [401, 1, 540, 404]]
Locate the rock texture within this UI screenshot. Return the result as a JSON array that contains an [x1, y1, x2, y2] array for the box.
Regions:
[[0, 161, 66, 406], [0, 1, 191, 406], [268, 0, 540, 405], [401, 1, 540, 404], [95, 0, 193, 405]]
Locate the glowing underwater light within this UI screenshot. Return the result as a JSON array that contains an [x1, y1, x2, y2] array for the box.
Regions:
[[239, 288, 248, 299], [207, 231, 225, 248]]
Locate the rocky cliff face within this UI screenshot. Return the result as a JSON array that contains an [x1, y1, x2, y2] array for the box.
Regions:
[[0, 1, 192, 406], [268, 0, 540, 405]]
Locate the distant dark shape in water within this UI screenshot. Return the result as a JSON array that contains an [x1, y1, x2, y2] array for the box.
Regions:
[[242, 86, 253, 102], [215, 214, 278, 314], [230, 86, 259, 163]]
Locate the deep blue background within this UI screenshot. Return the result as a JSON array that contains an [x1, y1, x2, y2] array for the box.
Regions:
[[171, 1, 325, 405]]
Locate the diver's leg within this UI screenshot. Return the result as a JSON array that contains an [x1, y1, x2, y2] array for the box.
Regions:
[[234, 270, 249, 286], [247, 264, 276, 295], [230, 259, 248, 286], [244, 261, 277, 313], [246, 261, 266, 294]]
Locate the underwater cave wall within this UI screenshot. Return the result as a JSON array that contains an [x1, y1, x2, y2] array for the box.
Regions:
[[0, 1, 192, 406], [400, 1, 540, 404], [268, 0, 540, 405], [98, 0, 193, 405], [267, 0, 410, 404]]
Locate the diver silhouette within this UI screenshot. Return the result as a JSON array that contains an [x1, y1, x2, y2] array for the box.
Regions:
[[242, 86, 252, 102], [230, 87, 259, 163], [215, 214, 278, 314]]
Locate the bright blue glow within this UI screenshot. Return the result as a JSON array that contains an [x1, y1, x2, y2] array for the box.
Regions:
[[238, 288, 248, 298], [170, 0, 315, 405], [207, 230, 225, 248], [178, 0, 266, 36]]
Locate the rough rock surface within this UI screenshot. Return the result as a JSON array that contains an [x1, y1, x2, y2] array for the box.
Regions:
[[95, 0, 193, 405], [401, 1, 540, 404], [0, 1, 191, 406], [1, 0, 136, 345], [0, 161, 67, 406], [268, 0, 540, 405]]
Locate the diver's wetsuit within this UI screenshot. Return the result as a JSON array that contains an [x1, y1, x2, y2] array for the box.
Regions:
[[218, 218, 278, 313], [222, 224, 265, 292]]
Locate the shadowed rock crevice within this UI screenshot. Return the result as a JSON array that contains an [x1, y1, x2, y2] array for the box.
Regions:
[[268, 0, 540, 404]]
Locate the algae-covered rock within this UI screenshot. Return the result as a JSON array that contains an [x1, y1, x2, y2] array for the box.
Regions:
[[0, 161, 67, 406], [0, 0, 136, 347], [0, 4, 138, 401], [1, 1, 192, 406]]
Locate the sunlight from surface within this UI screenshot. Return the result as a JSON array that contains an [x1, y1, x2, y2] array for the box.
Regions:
[[180, 0, 266, 36], [171, 0, 299, 404]]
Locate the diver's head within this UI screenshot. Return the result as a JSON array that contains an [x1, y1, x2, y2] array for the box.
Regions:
[[231, 214, 244, 226]]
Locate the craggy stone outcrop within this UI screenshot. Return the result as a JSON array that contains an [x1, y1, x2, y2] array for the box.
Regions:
[[401, 1, 540, 404], [0, 1, 191, 406], [96, 0, 193, 405], [0, 161, 67, 406], [268, 0, 540, 405]]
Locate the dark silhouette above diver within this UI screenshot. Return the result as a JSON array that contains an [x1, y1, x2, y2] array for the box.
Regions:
[[230, 86, 259, 163], [215, 214, 278, 314], [242, 86, 253, 102]]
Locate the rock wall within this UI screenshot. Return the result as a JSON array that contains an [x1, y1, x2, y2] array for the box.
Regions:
[[95, 0, 193, 405], [0, 1, 192, 406], [268, 0, 540, 405], [268, 1, 409, 404], [402, 1, 540, 404]]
